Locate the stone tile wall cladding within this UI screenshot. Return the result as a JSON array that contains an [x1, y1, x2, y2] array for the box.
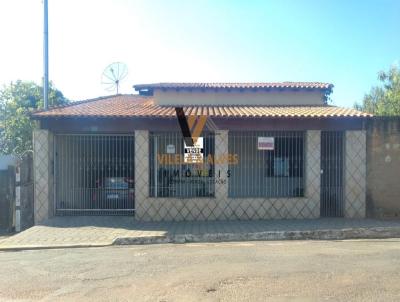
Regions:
[[344, 131, 367, 218], [33, 129, 366, 223], [134, 130, 322, 222], [33, 129, 54, 224]]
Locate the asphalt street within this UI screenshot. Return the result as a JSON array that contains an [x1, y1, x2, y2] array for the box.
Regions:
[[1, 239, 400, 301]]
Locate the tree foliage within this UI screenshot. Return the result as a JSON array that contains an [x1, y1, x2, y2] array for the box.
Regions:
[[355, 65, 400, 115], [0, 80, 68, 155]]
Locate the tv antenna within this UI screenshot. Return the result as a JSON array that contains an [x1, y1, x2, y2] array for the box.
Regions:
[[101, 62, 128, 94]]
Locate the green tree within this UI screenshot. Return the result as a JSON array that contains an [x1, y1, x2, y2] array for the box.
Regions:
[[355, 65, 400, 115], [0, 80, 68, 155]]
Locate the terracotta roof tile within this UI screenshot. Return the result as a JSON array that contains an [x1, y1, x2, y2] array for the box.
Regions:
[[32, 94, 371, 119]]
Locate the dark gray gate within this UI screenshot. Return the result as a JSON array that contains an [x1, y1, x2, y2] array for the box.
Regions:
[[320, 131, 344, 217], [54, 134, 135, 215], [0, 166, 14, 232]]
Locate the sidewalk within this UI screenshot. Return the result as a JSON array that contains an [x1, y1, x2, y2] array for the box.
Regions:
[[1, 217, 400, 251], [0, 234, 11, 242]]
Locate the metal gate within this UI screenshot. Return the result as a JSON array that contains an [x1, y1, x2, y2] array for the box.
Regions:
[[320, 131, 344, 217], [54, 134, 135, 215]]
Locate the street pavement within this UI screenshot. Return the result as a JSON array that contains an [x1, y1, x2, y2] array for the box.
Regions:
[[1, 239, 400, 301]]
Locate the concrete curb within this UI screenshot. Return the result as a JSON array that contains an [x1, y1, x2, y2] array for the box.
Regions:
[[2, 227, 400, 251], [113, 226, 400, 245], [0, 243, 113, 252]]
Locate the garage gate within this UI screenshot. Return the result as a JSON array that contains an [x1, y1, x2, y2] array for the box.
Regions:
[[54, 134, 135, 215]]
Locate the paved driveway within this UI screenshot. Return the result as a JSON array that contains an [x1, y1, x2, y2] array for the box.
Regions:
[[0, 235, 10, 241], [0, 229, 11, 242], [1, 217, 400, 250], [1, 239, 400, 301]]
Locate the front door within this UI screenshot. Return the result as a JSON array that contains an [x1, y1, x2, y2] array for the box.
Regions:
[[320, 131, 344, 217]]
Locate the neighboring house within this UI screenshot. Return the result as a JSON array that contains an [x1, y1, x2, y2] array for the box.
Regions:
[[0, 155, 16, 171], [32, 82, 370, 223]]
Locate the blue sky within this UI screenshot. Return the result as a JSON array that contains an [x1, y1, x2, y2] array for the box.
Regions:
[[0, 0, 399, 107]]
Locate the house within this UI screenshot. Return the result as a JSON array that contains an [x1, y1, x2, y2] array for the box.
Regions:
[[32, 82, 370, 223]]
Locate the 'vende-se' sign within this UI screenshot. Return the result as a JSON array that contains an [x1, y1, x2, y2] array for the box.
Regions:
[[184, 137, 204, 163], [258, 137, 274, 150]]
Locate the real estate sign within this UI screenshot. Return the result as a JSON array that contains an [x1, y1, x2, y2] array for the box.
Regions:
[[184, 137, 204, 163], [258, 137, 274, 150]]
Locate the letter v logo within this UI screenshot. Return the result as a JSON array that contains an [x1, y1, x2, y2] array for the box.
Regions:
[[175, 107, 207, 146]]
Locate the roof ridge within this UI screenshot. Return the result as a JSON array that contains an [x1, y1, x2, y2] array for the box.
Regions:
[[157, 104, 333, 108], [134, 82, 334, 90], [136, 81, 332, 84]]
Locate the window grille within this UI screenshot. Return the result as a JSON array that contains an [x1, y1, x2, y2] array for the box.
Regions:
[[149, 132, 215, 198], [228, 131, 305, 198], [54, 134, 135, 215]]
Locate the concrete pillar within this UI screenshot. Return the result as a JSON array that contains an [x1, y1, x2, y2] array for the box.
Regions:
[[305, 130, 321, 218], [212, 130, 230, 219], [134, 130, 149, 220], [344, 130, 366, 218], [215, 130, 229, 200], [33, 129, 54, 224]]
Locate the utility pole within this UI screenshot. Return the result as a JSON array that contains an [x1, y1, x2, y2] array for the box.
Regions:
[[43, 0, 49, 110]]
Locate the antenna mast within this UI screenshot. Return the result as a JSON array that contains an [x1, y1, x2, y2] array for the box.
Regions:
[[101, 62, 128, 94], [43, 0, 49, 110]]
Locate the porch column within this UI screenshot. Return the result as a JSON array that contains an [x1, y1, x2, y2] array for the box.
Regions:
[[33, 129, 54, 224], [215, 130, 229, 200], [305, 130, 321, 218], [134, 130, 149, 220], [344, 130, 366, 218]]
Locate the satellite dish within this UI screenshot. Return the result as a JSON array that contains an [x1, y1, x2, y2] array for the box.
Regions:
[[101, 62, 128, 94]]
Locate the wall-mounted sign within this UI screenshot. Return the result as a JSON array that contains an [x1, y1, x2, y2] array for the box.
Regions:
[[166, 144, 175, 154], [184, 137, 204, 163], [258, 137, 274, 150]]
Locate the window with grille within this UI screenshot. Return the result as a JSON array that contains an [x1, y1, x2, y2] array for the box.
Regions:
[[228, 131, 305, 198], [149, 132, 215, 198]]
